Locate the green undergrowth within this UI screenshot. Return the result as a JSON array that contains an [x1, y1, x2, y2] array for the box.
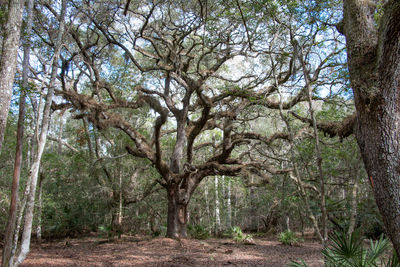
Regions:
[[278, 230, 303, 246], [290, 230, 399, 267]]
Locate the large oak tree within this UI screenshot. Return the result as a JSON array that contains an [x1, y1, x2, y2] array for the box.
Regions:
[[339, 0, 400, 256], [54, 0, 306, 237]]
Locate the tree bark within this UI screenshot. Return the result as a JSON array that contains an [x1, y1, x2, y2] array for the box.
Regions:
[[166, 184, 189, 238], [0, 0, 24, 153], [2, 0, 34, 264], [342, 0, 400, 256], [36, 173, 44, 244], [2, 57, 26, 267]]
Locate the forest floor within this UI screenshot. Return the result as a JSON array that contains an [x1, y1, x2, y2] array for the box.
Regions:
[[8, 234, 323, 266]]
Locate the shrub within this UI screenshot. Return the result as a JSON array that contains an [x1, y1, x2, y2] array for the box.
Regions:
[[290, 230, 398, 267], [230, 226, 254, 243], [188, 224, 209, 240], [322, 231, 389, 267], [278, 230, 303, 246], [98, 224, 113, 237]]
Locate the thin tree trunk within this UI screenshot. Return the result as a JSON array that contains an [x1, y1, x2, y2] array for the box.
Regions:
[[233, 203, 237, 226], [204, 181, 211, 234], [14, 1, 67, 265], [299, 48, 328, 244], [2, 55, 26, 267], [27, 137, 31, 168], [118, 169, 123, 226], [249, 176, 257, 231], [36, 173, 45, 244], [2, 0, 34, 264], [82, 118, 93, 163], [285, 216, 290, 232], [57, 113, 65, 154], [280, 171, 290, 232], [214, 176, 221, 235], [347, 175, 359, 237], [0, 0, 24, 153], [298, 207, 305, 237], [13, 52, 45, 256], [271, 54, 324, 244], [227, 178, 232, 229], [221, 175, 225, 228], [290, 168, 323, 242], [113, 167, 123, 239]]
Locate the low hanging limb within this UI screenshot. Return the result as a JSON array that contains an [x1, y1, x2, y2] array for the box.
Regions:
[[290, 111, 356, 140]]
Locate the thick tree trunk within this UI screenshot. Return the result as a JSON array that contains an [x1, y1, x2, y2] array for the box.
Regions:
[[0, 0, 24, 153], [356, 100, 400, 256], [166, 185, 189, 238], [342, 0, 400, 256]]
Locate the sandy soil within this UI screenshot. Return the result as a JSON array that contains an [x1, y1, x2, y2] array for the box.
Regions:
[[4, 235, 323, 266]]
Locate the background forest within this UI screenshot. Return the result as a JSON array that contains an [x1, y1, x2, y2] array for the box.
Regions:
[[1, 0, 399, 266], [0, 105, 381, 238]]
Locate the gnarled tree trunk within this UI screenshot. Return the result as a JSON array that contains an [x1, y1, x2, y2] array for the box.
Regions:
[[166, 183, 189, 238]]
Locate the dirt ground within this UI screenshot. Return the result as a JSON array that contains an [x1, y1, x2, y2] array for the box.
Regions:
[[5, 235, 323, 266]]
